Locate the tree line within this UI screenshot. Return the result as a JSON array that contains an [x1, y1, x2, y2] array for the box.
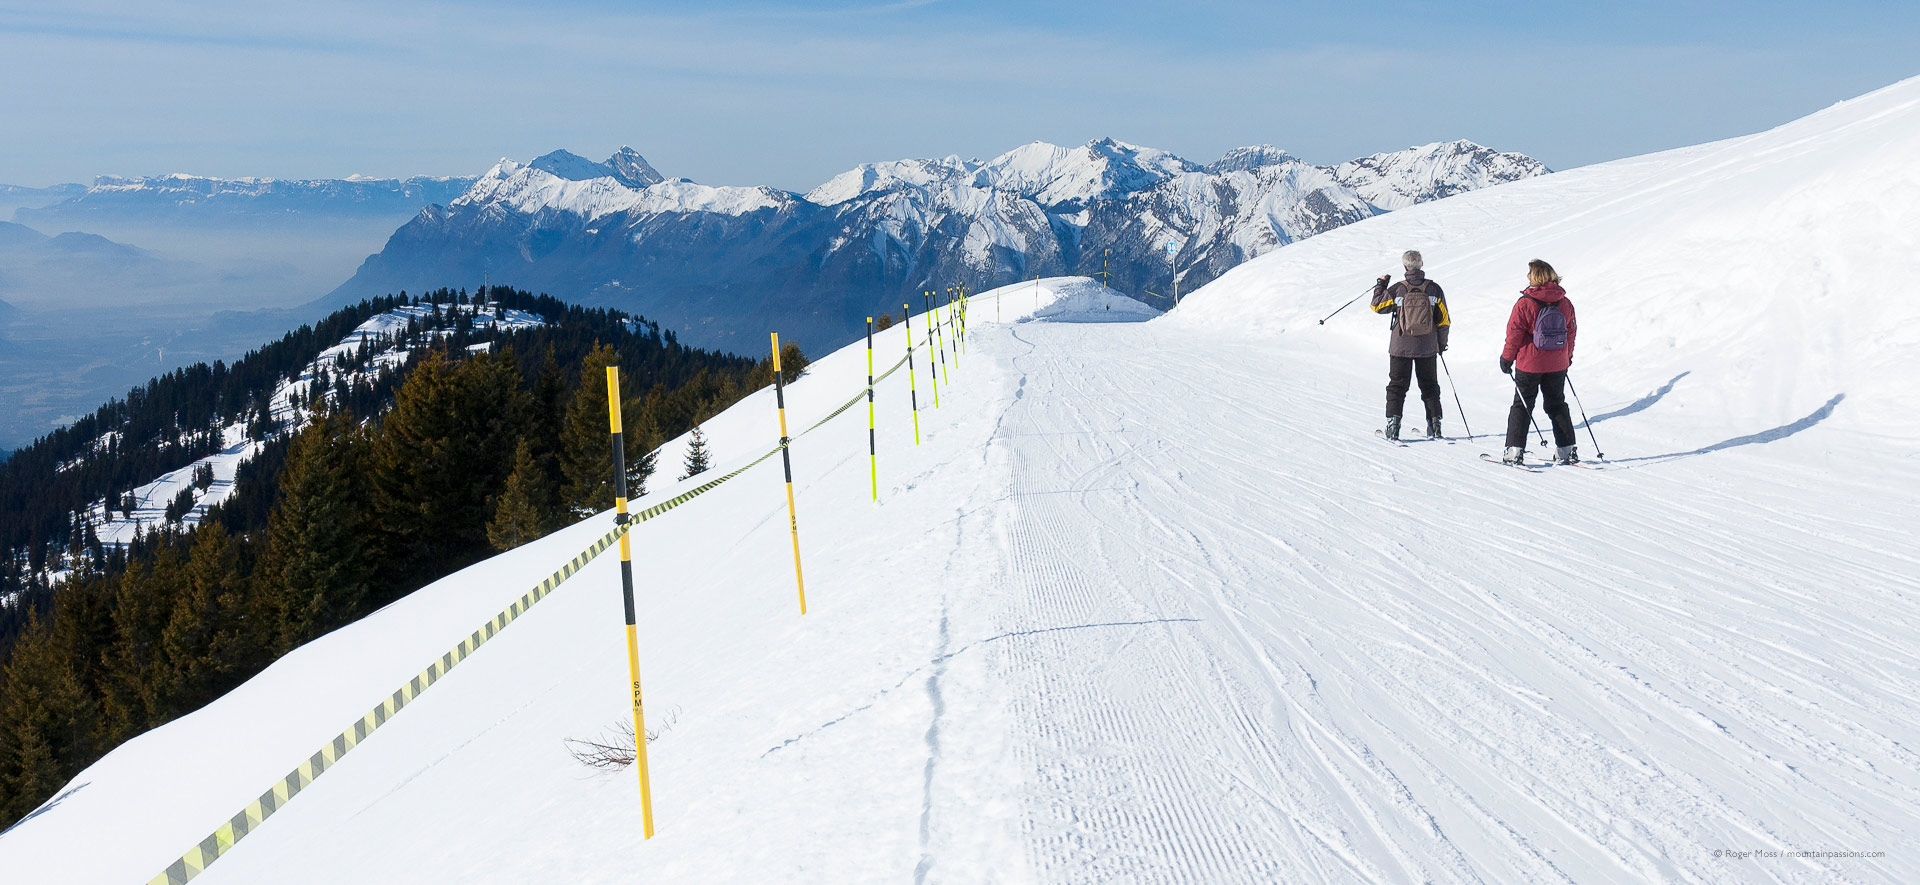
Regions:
[[0, 286, 804, 826]]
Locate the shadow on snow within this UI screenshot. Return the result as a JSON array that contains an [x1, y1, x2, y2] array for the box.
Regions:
[[1616, 393, 1845, 464], [1585, 370, 1690, 426]]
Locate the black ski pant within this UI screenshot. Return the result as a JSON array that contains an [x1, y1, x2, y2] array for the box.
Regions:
[[1506, 369, 1577, 449], [1386, 355, 1442, 420]]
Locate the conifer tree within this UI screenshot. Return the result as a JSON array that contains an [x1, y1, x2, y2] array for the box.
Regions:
[[0, 613, 101, 824], [369, 348, 531, 594], [681, 425, 710, 479], [101, 543, 188, 739], [164, 487, 194, 524], [559, 344, 654, 517], [255, 411, 374, 655], [160, 523, 252, 713], [487, 439, 556, 552]]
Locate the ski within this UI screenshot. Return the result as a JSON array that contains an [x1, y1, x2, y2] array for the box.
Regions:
[[1373, 429, 1408, 447], [1480, 453, 1542, 471]]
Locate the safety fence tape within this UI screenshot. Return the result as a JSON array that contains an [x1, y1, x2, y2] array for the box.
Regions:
[[148, 346, 921, 884]]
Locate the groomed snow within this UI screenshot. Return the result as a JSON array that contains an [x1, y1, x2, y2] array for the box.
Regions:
[[5, 77, 1919, 884]]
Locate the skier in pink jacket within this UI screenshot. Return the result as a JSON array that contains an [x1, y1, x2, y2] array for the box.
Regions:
[[1499, 259, 1579, 464]]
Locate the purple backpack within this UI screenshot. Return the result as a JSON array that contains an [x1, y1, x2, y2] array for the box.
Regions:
[[1531, 299, 1568, 350]]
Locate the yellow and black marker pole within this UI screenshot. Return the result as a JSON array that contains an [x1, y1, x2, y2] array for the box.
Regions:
[[770, 333, 808, 614], [903, 303, 921, 444], [932, 291, 950, 384], [604, 366, 656, 839], [943, 287, 952, 358], [923, 292, 941, 408], [865, 317, 877, 501]]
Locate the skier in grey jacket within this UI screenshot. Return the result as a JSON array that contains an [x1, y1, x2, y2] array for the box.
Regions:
[[1369, 250, 1451, 439]]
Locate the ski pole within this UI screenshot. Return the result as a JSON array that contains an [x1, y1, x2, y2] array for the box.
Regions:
[[1317, 284, 1376, 325], [1509, 374, 1548, 448], [1438, 353, 1472, 440], [1566, 374, 1606, 459]]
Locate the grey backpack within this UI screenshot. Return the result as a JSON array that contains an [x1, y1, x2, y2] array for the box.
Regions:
[[1397, 281, 1436, 336]]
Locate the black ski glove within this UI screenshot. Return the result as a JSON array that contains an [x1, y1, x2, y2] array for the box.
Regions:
[[1499, 358, 1513, 375]]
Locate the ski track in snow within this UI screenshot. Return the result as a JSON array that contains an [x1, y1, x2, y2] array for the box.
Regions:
[[940, 316, 1916, 884]]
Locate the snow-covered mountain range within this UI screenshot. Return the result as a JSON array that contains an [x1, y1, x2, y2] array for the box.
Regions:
[[15, 174, 477, 227], [328, 140, 1546, 353]]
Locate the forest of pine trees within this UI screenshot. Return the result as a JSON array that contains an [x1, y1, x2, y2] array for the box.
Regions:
[[0, 287, 797, 827]]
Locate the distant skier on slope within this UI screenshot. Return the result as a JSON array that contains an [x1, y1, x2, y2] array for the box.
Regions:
[[1500, 259, 1579, 464], [1370, 250, 1451, 439]]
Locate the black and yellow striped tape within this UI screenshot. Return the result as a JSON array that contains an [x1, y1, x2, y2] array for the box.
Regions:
[[147, 351, 917, 884]]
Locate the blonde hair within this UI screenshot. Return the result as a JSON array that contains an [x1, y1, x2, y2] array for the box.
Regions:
[[1527, 259, 1561, 286]]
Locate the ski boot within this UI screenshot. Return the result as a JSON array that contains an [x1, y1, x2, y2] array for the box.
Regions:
[[1501, 446, 1526, 465], [1426, 416, 1443, 439], [1553, 445, 1579, 464], [1384, 416, 1402, 441]]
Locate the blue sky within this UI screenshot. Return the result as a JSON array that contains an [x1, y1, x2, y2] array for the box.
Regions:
[[2, 0, 1916, 189]]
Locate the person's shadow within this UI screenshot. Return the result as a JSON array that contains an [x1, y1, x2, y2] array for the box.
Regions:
[[1585, 371, 1689, 425], [1613, 393, 1845, 464]]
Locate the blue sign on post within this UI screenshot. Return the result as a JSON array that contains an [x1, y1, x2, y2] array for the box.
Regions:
[[1165, 240, 1177, 254]]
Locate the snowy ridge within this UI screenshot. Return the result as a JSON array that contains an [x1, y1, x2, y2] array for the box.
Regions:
[[455, 153, 789, 222], [1332, 139, 1548, 210], [527, 148, 664, 189], [975, 138, 1200, 208], [76, 302, 542, 550]]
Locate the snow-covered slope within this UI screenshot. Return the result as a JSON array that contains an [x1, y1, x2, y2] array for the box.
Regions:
[[9, 81, 1917, 885], [1175, 77, 1920, 439], [1331, 139, 1550, 210]]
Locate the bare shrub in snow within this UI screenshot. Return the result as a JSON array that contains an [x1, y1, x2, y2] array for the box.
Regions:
[[564, 706, 680, 769]]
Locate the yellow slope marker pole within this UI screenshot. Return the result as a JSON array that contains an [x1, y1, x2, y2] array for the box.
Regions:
[[903, 304, 921, 444], [933, 290, 950, 383], [865, 317, 877, 501], [1035, 275, 1040, 312], [924, 292, 941, 408], [951, 286, 964, 361], [770, 333, 808, 614], [604, 366, 656, 839]]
